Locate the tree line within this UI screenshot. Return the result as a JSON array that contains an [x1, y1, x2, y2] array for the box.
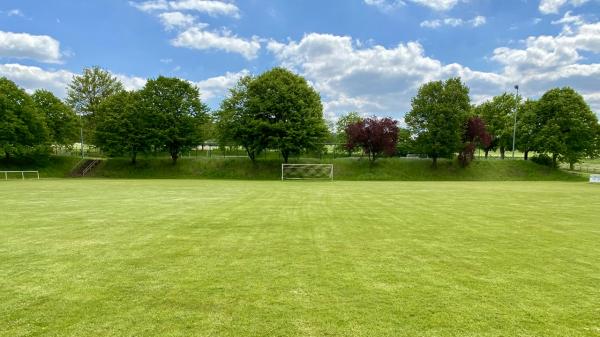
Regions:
[[1, 67, 599, 169]]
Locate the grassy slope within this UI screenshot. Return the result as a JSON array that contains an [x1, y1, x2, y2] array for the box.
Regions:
[[0, 156, 81, 178], [90, 156, 583, 181], [0, 155, 584, 181], [1, 180, 599, 336]]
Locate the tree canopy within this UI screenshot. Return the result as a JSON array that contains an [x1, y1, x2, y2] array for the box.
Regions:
[[474, 93, 518, 159], [405, 77, 471, 167], [246, 68, 328, 163], [95, 91, 151, 164], [31, 90, 79, 147], [215, 68, 328, 163], [345, 116, 399, 162], [139, 76, 209, 164], [0, 78, 49, 160], [215, 76, 268, 162], [535, 87, 599, 168]]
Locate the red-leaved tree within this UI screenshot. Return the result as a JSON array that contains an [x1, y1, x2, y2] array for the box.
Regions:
[[345, 117, 399, 162], [459, 116, 491, 167]]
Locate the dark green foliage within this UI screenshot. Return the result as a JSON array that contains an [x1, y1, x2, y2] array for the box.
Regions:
[[31, 90, 79, 146], [139, 76, 209, 164], [405, 77, 471, 167], [516, 99, 539, 160], [247, 68, 328, 163], [95, 91, 152, 164], [216, 68, 328, 163], [531, 154, 554, 167], [216, 76, 268, 162], [535, 87, 599, 168], [474, 93, 518, 159], [0, 78, 49, 160], [396, 128, 414, 157]]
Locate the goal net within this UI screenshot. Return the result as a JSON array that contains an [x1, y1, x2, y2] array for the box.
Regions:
[[281, 164, 333, 181]]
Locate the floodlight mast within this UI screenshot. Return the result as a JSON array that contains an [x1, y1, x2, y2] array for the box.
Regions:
[[512, 85, 519, 159]]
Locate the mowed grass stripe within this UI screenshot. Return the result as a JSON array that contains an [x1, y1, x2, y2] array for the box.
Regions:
[[1, 180, 599, 336]]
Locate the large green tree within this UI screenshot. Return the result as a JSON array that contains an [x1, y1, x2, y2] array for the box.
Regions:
[[95, 91, 153, 164], [31, 90, 79, 147], [139, 76, 209, 164], [474, 93, 518, 159], [216, 76, 268, 162], [535, 87, 599, 168], [66, 66, 124, 148], [0, 78, 49, 160], [405, 77, 471, 167], [246, 68, 328, 163]]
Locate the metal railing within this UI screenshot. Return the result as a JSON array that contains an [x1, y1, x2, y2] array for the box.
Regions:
[[1, 171, 40, 180]]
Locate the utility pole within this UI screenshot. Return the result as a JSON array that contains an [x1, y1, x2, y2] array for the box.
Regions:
[[512, 85, 519, 159], [79, 114, 84, 158]]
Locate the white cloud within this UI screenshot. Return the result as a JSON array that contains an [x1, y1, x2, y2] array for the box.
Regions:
[[172, 26, 260, 59], [7, 9, 24, 17], [539, 0, 589, 14], [0, 62, 247, 106], [421, 15, 486, 28], [114, 74, 147, 91], [0, 63, 73, 97], [158, 11, 199, 30], [267, 23, 600, 118], [0, 31, 62, 64], [363, 0, 405, 12], [365, 0, 462, 11], [169, 0, 240, 18], [409, 0, 461, 11], [551, 11, 584, 26], [130, 0, 240, 18], [194, 69, 249, 100], [492, 21, 600, 76], [267, 33, 507, 117], [132, 0, 254, 59]]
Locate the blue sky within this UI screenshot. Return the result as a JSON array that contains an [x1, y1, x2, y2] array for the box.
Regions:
[[1, 0, 599, 120]]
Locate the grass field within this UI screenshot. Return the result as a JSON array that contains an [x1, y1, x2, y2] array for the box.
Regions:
[[2, 180, 600, 336]]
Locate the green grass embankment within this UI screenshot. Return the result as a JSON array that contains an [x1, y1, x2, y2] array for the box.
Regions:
[[91, 156, 583, 181], [1, 155, 584, 181]]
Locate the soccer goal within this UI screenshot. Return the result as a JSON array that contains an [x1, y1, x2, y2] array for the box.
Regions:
[[281, 164, 333, 181]]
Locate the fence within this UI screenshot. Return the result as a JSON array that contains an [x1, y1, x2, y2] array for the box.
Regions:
[[1, 171, 40, 180]]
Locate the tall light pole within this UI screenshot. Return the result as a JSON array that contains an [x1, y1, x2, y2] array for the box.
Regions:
[[511, 85, 519, 159], [79, 114, 84, 158]]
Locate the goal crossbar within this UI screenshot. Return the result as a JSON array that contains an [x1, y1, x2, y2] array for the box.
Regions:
[[281, 164, 333, 181]]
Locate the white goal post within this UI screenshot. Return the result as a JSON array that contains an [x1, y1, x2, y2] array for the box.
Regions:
[[281, 164, 333, 181]]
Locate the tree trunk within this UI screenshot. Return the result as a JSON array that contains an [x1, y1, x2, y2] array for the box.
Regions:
[[432, 156, 438, 168], [4, 152, 9, 161], [500, 147, 505, 159], [552, 153, 558, 168], [484, 149, 489, 159], [131, 151, 137, 165], [170, 146, 179, 165], [570, 162, 574, 170], [282, 150, 289, 163], [246, 148, 256, 163], [524, 150, 529, 160]]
